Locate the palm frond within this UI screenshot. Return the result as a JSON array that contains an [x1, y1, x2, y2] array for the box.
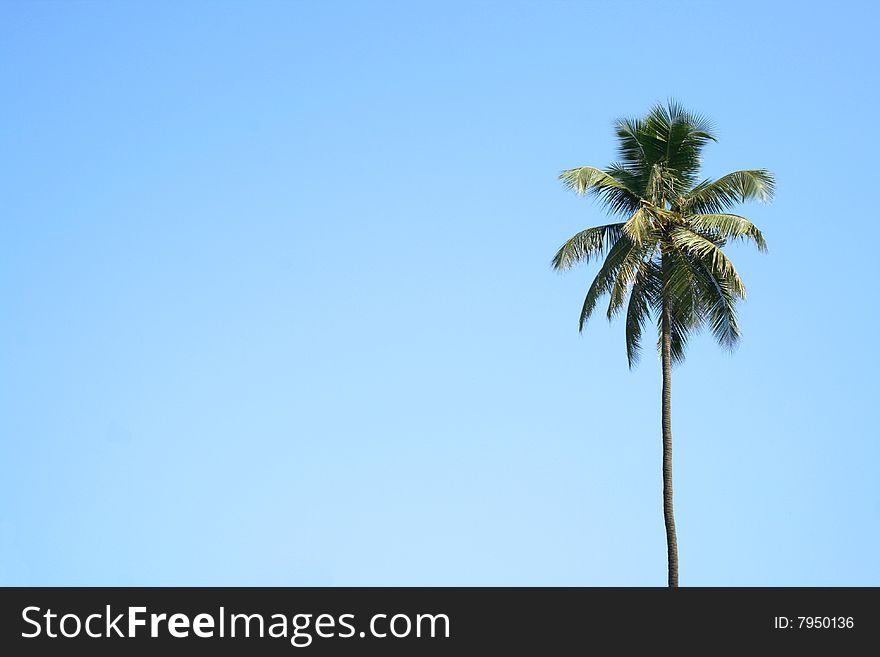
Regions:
[[614, 116, 656, 170], [605, 162, 648, 197], [578, 236, 639, 332], [687, 253, 741, 349], [648, 101, 716, 187], [624, 260, 660, 368], [666, 312, 692, 364], [668, 227, 746, 297], [659, 246, 702, 363], [686, 213, 767, 252], [558, 166, 641, 216], [621, 206, 655, 245], [680, 170, 775, 213], [551, 223, 624, 271], [607, 237, 659, 319]]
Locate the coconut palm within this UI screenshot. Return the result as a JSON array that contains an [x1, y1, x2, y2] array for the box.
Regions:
[[552, 101, 774, 587]]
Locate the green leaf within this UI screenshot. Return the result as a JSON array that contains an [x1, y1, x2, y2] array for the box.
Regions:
[[607, 237, 658, 319], [621, 207, 654, 245], [551, 223, 624, 271], [680, 170, 775, 213], [558, 166, 641, 216], [668, 227, 747, 297], [578, 236, 640, 332], [686, 213, 768, 252], [624, 260, 660, 368]]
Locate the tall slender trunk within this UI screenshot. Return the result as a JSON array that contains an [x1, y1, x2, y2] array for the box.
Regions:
[[660, 292, 679, 587]]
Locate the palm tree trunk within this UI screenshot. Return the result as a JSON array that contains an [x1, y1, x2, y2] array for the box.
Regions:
[[660, 294, 679, 587]]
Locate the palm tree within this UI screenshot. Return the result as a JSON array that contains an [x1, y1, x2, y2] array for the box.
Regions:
[[552, 101, 774, 587]]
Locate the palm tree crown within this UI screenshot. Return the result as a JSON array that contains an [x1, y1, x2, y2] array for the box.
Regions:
[[552, 101, 774, 366]]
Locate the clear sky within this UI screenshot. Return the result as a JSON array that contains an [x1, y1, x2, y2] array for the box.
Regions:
[[1, 0, 878, 586]]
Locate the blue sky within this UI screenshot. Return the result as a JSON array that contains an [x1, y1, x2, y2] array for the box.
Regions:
[[1, 0, 878, 586]]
